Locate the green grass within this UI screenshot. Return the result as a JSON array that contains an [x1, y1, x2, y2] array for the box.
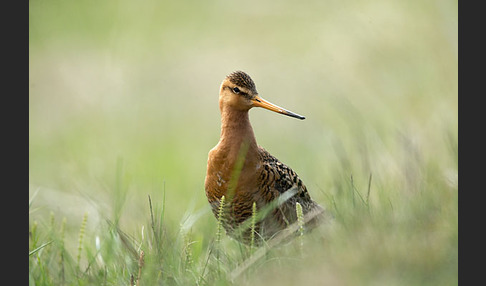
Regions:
[[29, 162, 457, 285], [30, 0, 457, 285]]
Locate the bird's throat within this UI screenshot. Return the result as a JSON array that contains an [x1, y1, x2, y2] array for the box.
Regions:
[[219, 108, 257, 150]]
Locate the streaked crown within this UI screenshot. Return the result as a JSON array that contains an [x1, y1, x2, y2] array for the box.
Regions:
[[226, 71, 258, 94]]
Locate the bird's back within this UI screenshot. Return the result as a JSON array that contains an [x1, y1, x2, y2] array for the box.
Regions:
[[255, 147, 324, 235]]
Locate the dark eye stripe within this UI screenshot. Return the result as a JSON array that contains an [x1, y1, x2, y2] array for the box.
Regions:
[[231, 86, 252, 99]]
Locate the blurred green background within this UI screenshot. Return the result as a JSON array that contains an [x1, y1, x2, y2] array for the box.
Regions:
[[30, 0, 457, 284]]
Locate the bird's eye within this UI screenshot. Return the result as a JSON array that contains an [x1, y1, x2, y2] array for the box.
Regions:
[[232, 87, 240, 94]]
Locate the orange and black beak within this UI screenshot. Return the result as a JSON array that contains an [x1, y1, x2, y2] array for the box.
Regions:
[[252, 95, 305, 120]]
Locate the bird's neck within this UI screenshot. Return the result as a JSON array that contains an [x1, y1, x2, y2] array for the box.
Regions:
[[219, 107, 258, 155]]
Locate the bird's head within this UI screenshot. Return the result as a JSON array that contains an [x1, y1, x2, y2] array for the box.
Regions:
[[219, 71, 305, 120]]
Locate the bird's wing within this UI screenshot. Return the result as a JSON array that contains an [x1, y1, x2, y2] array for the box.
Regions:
[[257, 147, 315, 209], [255, 147, 325, 235]]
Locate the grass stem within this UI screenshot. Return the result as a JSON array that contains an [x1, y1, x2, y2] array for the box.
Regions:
[[77, 212, 88, 267], [250, 202, 257, 253]]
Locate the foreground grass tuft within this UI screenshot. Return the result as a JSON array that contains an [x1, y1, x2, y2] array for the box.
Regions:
[[30, 162, 457, 285]]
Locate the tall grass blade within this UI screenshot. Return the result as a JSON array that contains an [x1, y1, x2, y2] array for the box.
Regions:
[[215, 195, 226, 248], [250, 202, 257, 253], [29, 241, 52, 257], [296, 202, 304, 255], [136, 250, 145, 286], [77, 212, 88, 266], [366, 173, 372, 205], [29, 188, 40, 210], [226, 141, 250, 201]]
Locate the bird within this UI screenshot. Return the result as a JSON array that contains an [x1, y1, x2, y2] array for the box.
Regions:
[[205, 71, 324, 244]]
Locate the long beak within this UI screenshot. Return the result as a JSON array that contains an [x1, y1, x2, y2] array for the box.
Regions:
[[252, 95, 305, 120]]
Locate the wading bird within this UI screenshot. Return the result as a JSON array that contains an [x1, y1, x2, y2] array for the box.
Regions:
[[205, 71, 324, 244]]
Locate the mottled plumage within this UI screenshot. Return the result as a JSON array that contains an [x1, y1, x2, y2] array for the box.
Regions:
[[205, 71, 324, 244]]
